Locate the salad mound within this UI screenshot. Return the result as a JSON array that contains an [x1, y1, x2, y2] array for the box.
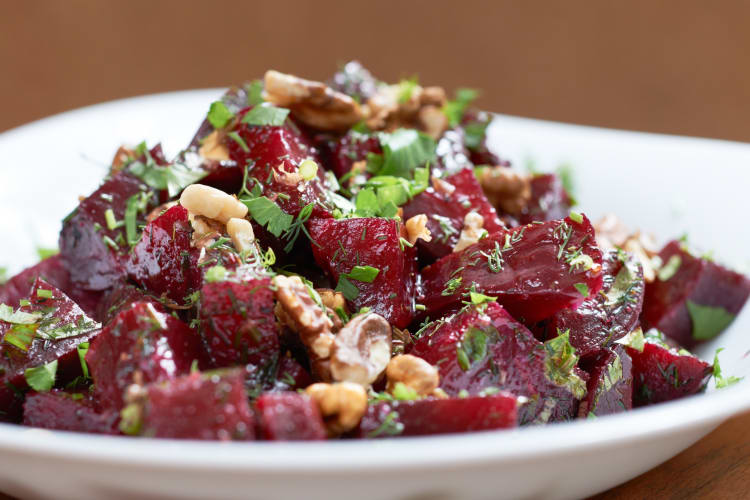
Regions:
[[1, 61, 749, 440]]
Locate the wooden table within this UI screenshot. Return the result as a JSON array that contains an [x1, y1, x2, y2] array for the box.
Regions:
[[1, 410, 748, 499]]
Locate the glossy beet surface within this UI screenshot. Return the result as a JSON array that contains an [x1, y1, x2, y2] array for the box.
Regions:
[[517, 173, 574, 225], [86, 301, 206, 410], [358, 393, 518, 438], [641, 240, 750, 348], [627, 333, 711, 406], [23, 390, 120, 435], [308, 217, 417, 328], [578, 345, 633, 418], [199, 267, 279, 368], [419, 215, 604, 324], [0, 279, 99, 421], [134, 369, 254, 440], [410, 303, 585, 425], [402, 168, 505, 263], [546, 250, 644, 358], [126, 205, 202, 306], [327, 130, 381, 179], [255, 392, 326, 441]]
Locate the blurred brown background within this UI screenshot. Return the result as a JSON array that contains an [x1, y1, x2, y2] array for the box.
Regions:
[[1, 1, 749, 141]]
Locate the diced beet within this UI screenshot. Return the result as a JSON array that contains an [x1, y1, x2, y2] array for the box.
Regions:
[[23, 390, 119, 435], [627, 331, 711, 406], [126, 369, 254, 440], [176, 148, 241, 195], [189, 84, 254, 147], [410, 303, 586, 424], [578, 345, 633, 418], [274, 355, 313, 390], [59, 171, 159, 291], [126, 205, 202, 306], [327, 130, 381, 179], [418, 215, 604, 324], [230, 111, 333, 219], [358, 393, 518, 438], [0, 255, 101, 318], [198, 266, 279, 368], [255, 392, 326, 441], [86, 301, 206, 410], [517, 174, 574, 225], [328, 60, 380, 103], [545, 250, 644, 358], [96, 284, 164, 326], [641, 240, 750, 348], [0, 279, 100, 421], [308, 217, 417, 328], [434, 128, 474, 176], [403, 168, 505, 263], [461, 110, 505, 166]]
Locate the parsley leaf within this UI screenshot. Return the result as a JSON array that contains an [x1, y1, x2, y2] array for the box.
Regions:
[[246, 80, 265, 106], [375, 129, 436, 178], [464, 120, 489, 150], [241, 105, 290, 127], [443, 88, 479, 126], [242, 197, 294, 237], [543, 330, 587, 398], [207, 101, 235, 129], [574, 283, 590, 297], [615, 327, 646, 352], [712, 348, 743, 389], [0, 267, 6, 285], [687, 301, 736, 341], [77, 342, 90, 379], [657, 255, 682, 281], [36, 246, 59, 261], [335, 275, 359, 301], [24, 360, 58, 392], [128, 161, 207, 198], [204, 265, 227, 283], [0, 304, 41, 325], [346, 265, 380, 283]]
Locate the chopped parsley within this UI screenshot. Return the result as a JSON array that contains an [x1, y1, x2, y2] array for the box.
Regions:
[[36, 289, 54, 299], [391, 382, 419, 401], [0, 267, 7, 285], [204, 265, 228, 283], [0, 304, 41, 325], [227, 131, 249, 152], [615, 327, 646, 352], [574, 283, 590, 298], [543, 330, 587, 398], [24, 360, 58, 392], [569, 211, 583, 224], [397, 77, 419, 103], [207, 101, 235, 129], [35, 246, 59, 261], [129, 160, 207, 198], [441, 276, 463, 296], [442, 88, 479, 126], [241, 105, 290, 127], [657, 255, 682, 281], [335, 275, 360, 301], [686, 301, 736, 341], [712, 348, 743, 389], [367, 410, 404, 438], [345, 265, 380, 283], [245, 80, 265, 106], [241, 196, 294, 238], [370, 129, 436, 179], [456, 326, 496, 371], [77, 342, 90, 378]]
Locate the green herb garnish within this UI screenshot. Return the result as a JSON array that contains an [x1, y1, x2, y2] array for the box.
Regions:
[[24, 360, 58, 392], [686, 301, 736, 341], [241, 105, 290, 126], [207, 101, 235, 129]]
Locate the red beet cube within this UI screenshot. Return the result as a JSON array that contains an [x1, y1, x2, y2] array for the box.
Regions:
[[577, 345, 633, 418], [418, 215, 604, 324], [517, 173, 574, 225], [198, 266, 279, 368], [23, 390, 119, 435], [402, 168, 505, 263], [308, 217, 417, 328], [86, 301, 206, 410], [641, 240, 750, 347], [0, 279, 100, 421], [627, 331, 711, 406], [255, 392, 326, 441], [96, 284, 164, 326], [327, 130, 381, 178], [410, 302, 586, 424], [546, 250, 645, 358], [126, 369, 254, 440], [126, 205, 202, 306], [358, 393, 518, 438], [59, 171, 159, 291]]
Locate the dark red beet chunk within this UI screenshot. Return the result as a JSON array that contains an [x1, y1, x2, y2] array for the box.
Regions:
[[59, 171, 158, 291], [126, 205, 202, 306], [86, 301, 206, 410], [230, 111, 333, 219], [545, 250, 644, 358], [627, 331, 711, 406], [0, 255, 101, 318], [403, 168, 505, 263], [23, 390, 119, 435], [419, 215, 604, 324], [578, 345, 633, 418], [255, 392, 326, 441], [327, 130, 381, 179], [0, 279, 100, 421], [308, 217, 417, 328], [641, 240, 750, 348], [410, 303, 587, 424], [199, 266, 279, 368], [126, 369, 254, 440], [358, 393, 517, 438], [517, 174, 574, 225], [96, 284, 164, 326]]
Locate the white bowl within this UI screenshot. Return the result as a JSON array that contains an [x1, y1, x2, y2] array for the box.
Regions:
[[0, 90, 748, 500]]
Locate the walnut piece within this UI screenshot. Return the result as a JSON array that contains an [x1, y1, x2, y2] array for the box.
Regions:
[[264, 70, 363, 132], [198, 130, 230, 161], [453, 211, 488, 252], [364, 83, 448, 138], [478, 166, 532, 214], [431, 176, 456, 196], [226, 217, 255, 253], [330, 313, 392, 386], [111, 145, 135, 174], [305, 382, 368, 435], [386, 354, 440, 397], [405, 214, 432, 245], [179, 184, 248, 224], [595, 214, 660, 282]]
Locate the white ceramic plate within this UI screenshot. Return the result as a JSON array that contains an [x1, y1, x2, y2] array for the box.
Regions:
[[0, 90, 749, 500]]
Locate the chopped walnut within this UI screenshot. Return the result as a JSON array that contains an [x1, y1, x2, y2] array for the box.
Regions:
[[305, 382, 368, 435], [391, 327, 412, 356], [189, 213, 224, 248], [405, 214, 432, 245], [418, 105, 449, 140], [386, 354, 440, 397], [198, 130, 230, 161], [272, 163, 304, 186], [594, 214, 660, 282], [111, 146, 135, 174], [272, 275, 335, 359], [453, 211, 488, 252], [431, 176, 456, 196], [478, 166, 532, 214], [346, 160, 368, 188], [179, 184, 248, 224], [226, 218, 255, 253], [364, 83, 448, 137], [330, 313, 392, 386], [264, 70, 363, 131]]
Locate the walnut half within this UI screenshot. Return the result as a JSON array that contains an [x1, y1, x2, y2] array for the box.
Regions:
[[330, 313, 392, 386]]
